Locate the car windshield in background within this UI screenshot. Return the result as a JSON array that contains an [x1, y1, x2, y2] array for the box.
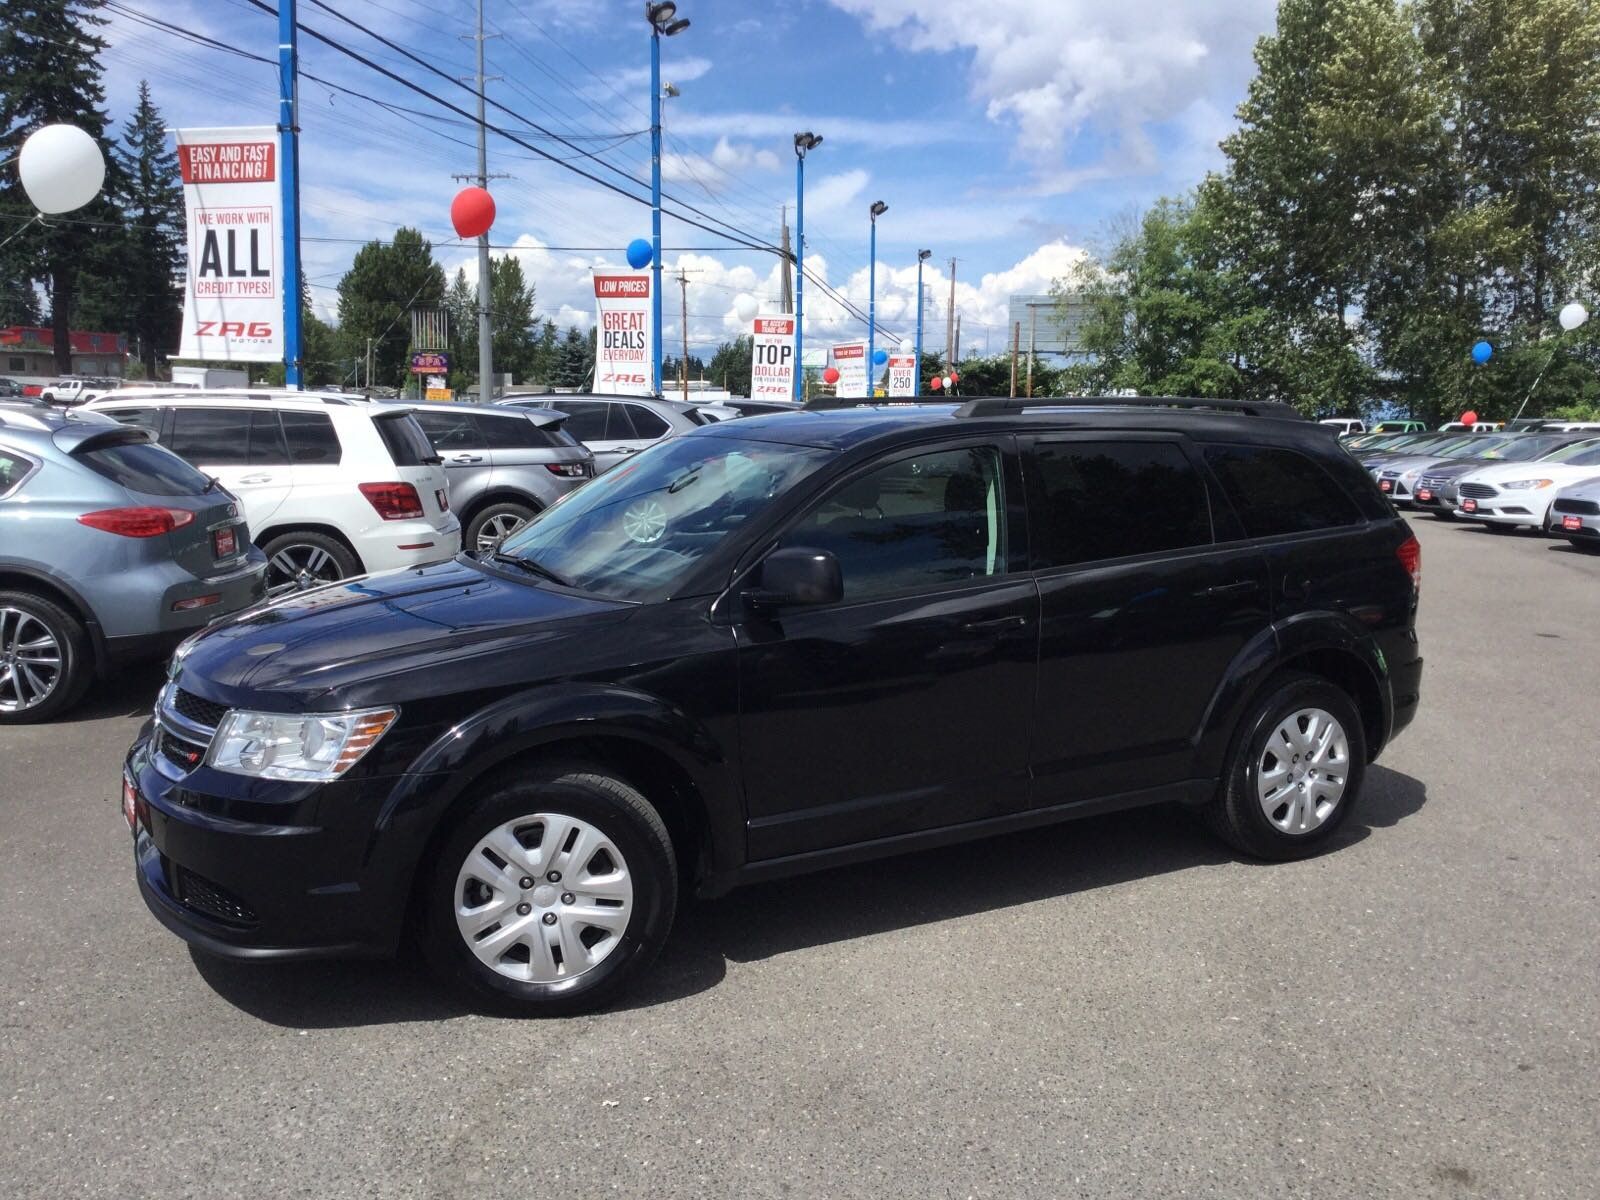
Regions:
[[76, 438, 211, 497], [1543, 440, 1600, 465], [496, 435, 834, 602], [1481, 435, 1569, 462]]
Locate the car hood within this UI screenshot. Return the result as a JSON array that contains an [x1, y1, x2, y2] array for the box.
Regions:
[[173, 557, 633, 706], [1458, 461, 1600, 487], [1554, 474, 1600, 501]]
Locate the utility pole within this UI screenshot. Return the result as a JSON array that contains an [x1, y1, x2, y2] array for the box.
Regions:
[[366, 337, 374, 390], [953, 313, 961, 367], [1026, 303, 1038, 398], [1010, 321, 1020, 398], [779, 206, 794, 314], [458, 0, 504, 401], [677, 269, 690, 404]]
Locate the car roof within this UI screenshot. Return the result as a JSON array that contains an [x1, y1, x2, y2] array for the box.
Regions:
[[89, 392, 406, 415]]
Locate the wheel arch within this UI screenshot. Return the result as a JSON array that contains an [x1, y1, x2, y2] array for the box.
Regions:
[[0, 565, 105, 663], [459, 489, 542, 528], [252, 522, 365, 572]]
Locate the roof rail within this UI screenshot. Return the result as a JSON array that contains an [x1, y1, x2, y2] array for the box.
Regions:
[[952, 395, 1308, 420]]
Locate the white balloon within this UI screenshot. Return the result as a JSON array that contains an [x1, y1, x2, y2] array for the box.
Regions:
[[899, 338, 914, 354], [1559, 301, 1589, 332], [942, 376, 953, 389], [18, 124, 106, 215], [734, 294, 759, 323]]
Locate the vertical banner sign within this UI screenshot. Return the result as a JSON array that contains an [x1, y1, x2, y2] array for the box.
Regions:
[[886, 354, 916, 397], [751, 317, 796, 399], [175, 127, 282, 362], [593, 271, 653, 395], [831, 340, 867, 397]]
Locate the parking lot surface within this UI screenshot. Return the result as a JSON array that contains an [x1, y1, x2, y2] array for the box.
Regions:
[[2, 518, 1596, 1199]]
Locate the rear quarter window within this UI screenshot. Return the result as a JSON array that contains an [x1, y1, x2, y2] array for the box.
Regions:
[[0, 449, 39, 497], [478, 414, 562, 450], [77, 438, 210, 497], [1203, 443, 1367, 537], [281, 410, 342, 463], [372, 413, 440, 466]]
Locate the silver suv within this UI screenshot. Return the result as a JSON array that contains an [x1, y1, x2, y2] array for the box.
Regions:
[[498, 394, 739, 473], [0, 403, 268, 722], [409, 402, 595, 552]]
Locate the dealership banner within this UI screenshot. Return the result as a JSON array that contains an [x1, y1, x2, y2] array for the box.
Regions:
[[750, 317, 796, 399], [593, 271, 653, 395], [410, 351, 450, 375], [831, 340, 867, 397], [175, 127, 282, 362], [887, 354, 916, 397]]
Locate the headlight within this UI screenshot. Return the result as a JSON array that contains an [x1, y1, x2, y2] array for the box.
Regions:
[[1503, 478, 1553, 490], [208, 707, 398, 781]]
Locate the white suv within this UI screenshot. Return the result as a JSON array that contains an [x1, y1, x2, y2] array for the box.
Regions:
[[87, 393, 460, 594]]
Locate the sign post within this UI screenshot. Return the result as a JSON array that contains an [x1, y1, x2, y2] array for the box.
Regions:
[[751, 316, 796, 400]]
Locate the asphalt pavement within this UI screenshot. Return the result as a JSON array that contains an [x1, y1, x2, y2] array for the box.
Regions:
[[2, 517, 1597, 1198]]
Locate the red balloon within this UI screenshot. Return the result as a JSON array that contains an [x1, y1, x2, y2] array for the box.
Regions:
[[451, 186, 496, 239], [1460, 410, 1479, 426], [949, 371, 959, 384], [822, 366, 840, 385], [929, 375, 943, 390]]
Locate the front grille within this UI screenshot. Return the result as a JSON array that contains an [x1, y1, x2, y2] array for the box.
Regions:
[[173, 866, 258, 926], [1554, 497, 1600, 516], [157, 727, 209, 773], [1459, 482, 1498, 500], [1419, 475, 1448, 490], [172, 688, 227, 730]]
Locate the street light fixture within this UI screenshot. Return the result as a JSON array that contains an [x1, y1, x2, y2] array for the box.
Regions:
[[867, 200, 888, 396], [792, 131, 823, 402], [646, 2, 690, 396], [915, 248, 931, 396]]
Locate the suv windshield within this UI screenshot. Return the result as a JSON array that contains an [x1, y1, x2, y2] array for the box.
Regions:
[[496, 435, 833, 601]]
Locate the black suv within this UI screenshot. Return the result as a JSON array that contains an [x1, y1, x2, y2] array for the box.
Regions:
[[125, 397, 1423, 1015]]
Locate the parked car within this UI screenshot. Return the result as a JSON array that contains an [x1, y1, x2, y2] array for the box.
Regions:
[[1411, 433, 1592, 518], [713, 399, 802, 417], [1375, 432, 1542, 506], [1370, 420, 1428, 434], [1319, 417, 1366, 436], [0, 403, 267, 722], [499, 394, 740, 473], [125, 395, 1423, 1015], [1350, 431, 1463, 469], [1437, 420, 1504, 432], [1547, 476, 1600, 550], [0, 377, 23, 398], [408, 402, 595, 553], [39, 376, 120, 406], [1455, 437, 1600, 530], [86, 394, 460, 594]]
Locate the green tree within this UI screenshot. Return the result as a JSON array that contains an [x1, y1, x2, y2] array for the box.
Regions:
[[550, 325, 592, 388], [708, 335, 753, 396], [0, 0, 121, 371], [489, 255, 538, 384], [335, 228, 445, 388]]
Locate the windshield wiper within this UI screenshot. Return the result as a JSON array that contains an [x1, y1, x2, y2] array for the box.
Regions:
[[490, 550, 574, 589]]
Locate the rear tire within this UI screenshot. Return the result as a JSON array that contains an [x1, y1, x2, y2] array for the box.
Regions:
[[420, 762, 678, 1016], [0, 590, 94, 724], [260, 531, 359, 594], [1204, 673, 1367, 861], [465, 501, 537, 554]]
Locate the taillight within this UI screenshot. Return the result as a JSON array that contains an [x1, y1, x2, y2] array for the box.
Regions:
[[545, 462, 588, 478], [1396, 534, 1421, 591], [358, 482, 424, 520], [77, 507, 195, 537]]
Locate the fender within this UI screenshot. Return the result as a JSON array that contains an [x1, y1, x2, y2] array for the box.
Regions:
[[367, 681, 744, 912], [0, 558, 108, 663], [1190, 609, 1389, 782]]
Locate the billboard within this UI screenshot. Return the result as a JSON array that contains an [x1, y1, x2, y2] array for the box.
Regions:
[[410, 351, 450, 375], [175, 127, 282, 363], [751, 316, 796, 399], [831, 340, 867, 398], [886, 354, 916, 397], [593, 272, 653, 396], [1005, 293, 1091, 356]]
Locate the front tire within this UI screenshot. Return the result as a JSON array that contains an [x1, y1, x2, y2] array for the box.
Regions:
[[465, 501, 537, 554], [0, 590, 94, 724], [1204, 674, 1367, 860], [420, 763, 678, 1016]]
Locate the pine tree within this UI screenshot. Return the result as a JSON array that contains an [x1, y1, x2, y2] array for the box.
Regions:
[[113, 81, 184, 373], [335, 228, 445, 387], [0, 1, 121, 370]]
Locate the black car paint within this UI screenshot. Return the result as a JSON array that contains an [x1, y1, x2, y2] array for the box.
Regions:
[[128, 405, 1422, 960]]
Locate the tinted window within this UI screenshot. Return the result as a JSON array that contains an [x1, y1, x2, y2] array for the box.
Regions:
[[281, 410, 341, 463], [479, 413, 560, 450], [168, 408, 251, 466], [413, 409, 481, 450], [1028, 440, 1211, 568], [552, 402, 608, 443], [372, 413, 438, 466], [103, 406, 161, 435], [781, 446, 1007, 601], [0, 449, 37, 495], [624, 405, 671, 440], [1204, 444, 1363, 537], [246, 410, 289, 466], [77, 438, 210, 497]]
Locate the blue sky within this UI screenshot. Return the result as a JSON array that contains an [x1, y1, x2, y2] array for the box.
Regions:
[[99, 0, 1279, 361]]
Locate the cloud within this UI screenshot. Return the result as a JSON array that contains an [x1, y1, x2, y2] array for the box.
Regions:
[[661, 138, 781, 188], [828, 0, 1274, 165], [610, 55, 716, 92], [665, 110, 944, 149]]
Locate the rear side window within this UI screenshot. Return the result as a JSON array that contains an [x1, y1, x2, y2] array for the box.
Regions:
[[77, 438, 210, 497], [168, 408, 252, 466], [625, 405, 671, 439], [0, 449, 39, 497], [478, 414, 560, 450], [1204, 444, 1364, 537], [1027, 440, 1212, 568], [552, 402, 608, 443], [281, 411, 341, 463], [246, 410, 290, 466], [372, 413, 439, 466], [413, 409, 481, 450]]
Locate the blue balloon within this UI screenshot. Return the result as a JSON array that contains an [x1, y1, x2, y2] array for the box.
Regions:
[[1472, 340, 1493, 365], [872, 348, 888, 365], [626, 238, 653, 270]]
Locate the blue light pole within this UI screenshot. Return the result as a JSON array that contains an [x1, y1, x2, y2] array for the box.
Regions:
[[646, 3, 690, 396], [914, 248, 930, 396], [278, 0, 303, 388], [792, 132, 822, 402], [867, 199, 887, 396]]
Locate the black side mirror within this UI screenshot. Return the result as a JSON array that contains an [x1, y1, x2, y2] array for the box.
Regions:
[[745, 546, 843, 608]]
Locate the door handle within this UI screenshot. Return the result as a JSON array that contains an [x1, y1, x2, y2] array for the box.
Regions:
[[239, 473, 274, 484], [962, 614, 1028, 633], [615, 445, 639, 454], [448, 454, 484, 464], [1198, 580, 1260, 598]]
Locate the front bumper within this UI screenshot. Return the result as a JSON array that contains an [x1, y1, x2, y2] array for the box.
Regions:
[[1455, 492, 1551, 526], [1548, 504, 1600, 541]]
